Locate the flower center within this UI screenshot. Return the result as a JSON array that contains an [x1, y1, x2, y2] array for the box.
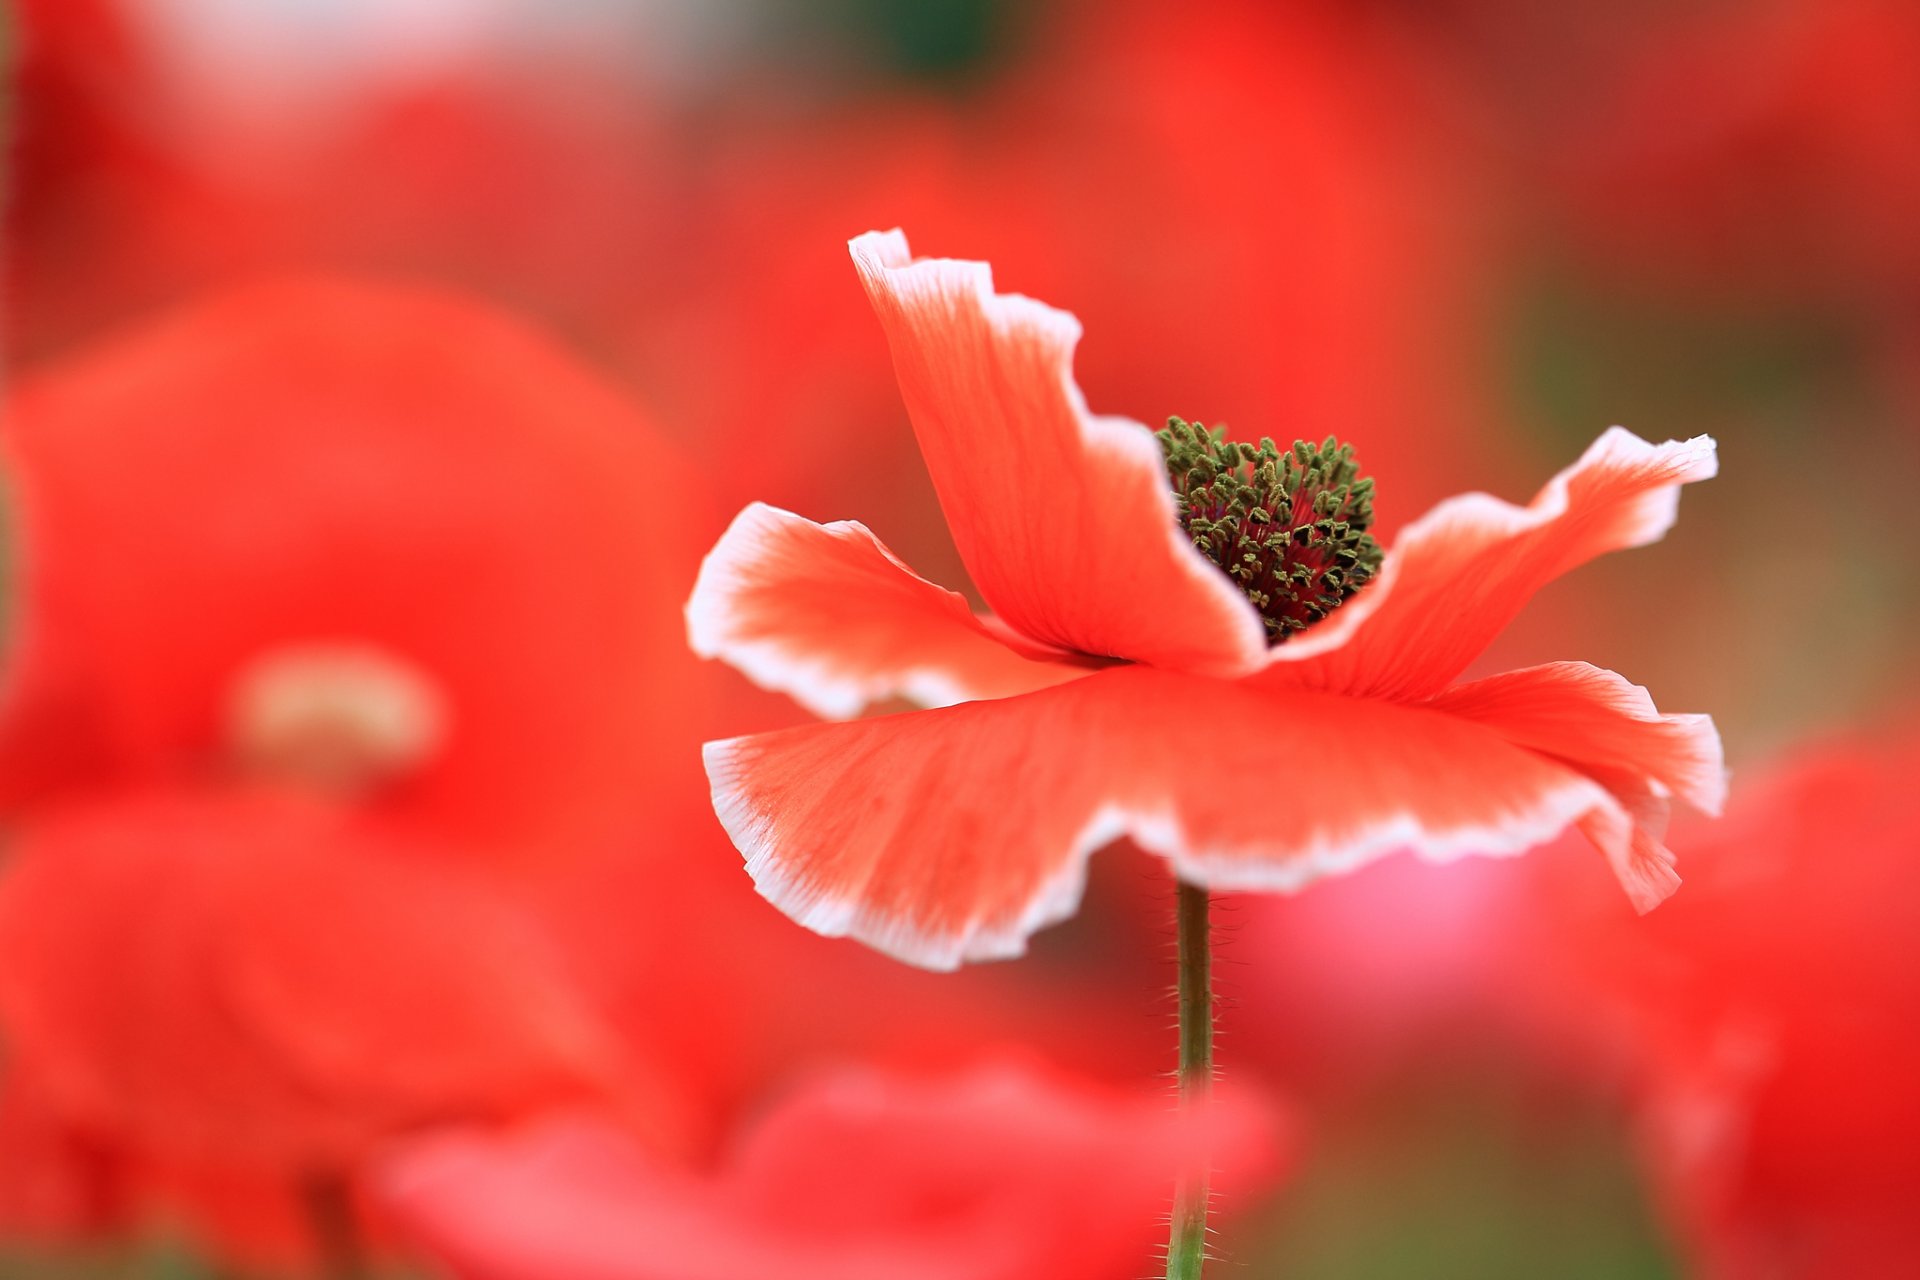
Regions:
[[1158, 417, 1384, 644], [225, 643, 449, 796]]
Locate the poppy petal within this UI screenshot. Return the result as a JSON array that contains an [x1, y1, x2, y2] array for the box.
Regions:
[[687, 502, 1093, 719], [705, 666, 1618, 969], [1430, 662, 1726, 816], [1256, 428, 1718, 700], [1576, 790, 1684, 914], [1430, 662, 1723, 911], [850, 230, 1266, 674]]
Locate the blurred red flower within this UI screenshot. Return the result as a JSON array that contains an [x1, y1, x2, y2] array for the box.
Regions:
[[1569, 727, 1920, 1278], [0, 277, 702, 1266], [0, 277, 701, 841], [1561, 0, 1920, 305], [378, 1056, 1288, 1280], [687, 231, 1723, 970], [9, 0, 1510, 536]]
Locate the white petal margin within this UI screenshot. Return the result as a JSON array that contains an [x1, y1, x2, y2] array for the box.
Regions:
[[687, 502, 1089, 720], [849, 230, 1267, 677], [1254, 428, 1720, 701], [701, 668, 1667, 971], [710, 726, 1108, 973]]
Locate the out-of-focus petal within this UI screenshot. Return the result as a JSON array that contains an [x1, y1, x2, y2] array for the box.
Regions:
[[0, 1062, 335, 1272], [1255, 429, 1718, 701], [0, 790, 641, 1169], [705, 666, 1621, 970], [377, 1059, 1287, 1280], [849, 230, 1266, 674], [686, 502, 1092, 719]]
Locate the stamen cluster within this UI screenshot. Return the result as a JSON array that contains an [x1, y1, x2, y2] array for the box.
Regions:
[[1157, 417, 1384, 644]]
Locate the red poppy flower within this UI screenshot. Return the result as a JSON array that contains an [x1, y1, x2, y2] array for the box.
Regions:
[[0, 277, 698, 1264], [0, 275, 699, 846], [1561, 727, 1920, 1278], [377, 1057, 1287, 1280], [688, 231, 1724, 970]]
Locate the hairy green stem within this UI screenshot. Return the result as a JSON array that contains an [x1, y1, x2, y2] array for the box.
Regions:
[[1166, 878, 1214, 1280]]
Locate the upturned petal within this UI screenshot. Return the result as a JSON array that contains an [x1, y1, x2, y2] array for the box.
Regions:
[[1430, 661, 1726, 911], [705, 666, 1622, 970], [1430, 662, 1726, 816], [687, 502, 1093, 719], [850, 230, 1266, 674], [1254, 428, 1718, 700]]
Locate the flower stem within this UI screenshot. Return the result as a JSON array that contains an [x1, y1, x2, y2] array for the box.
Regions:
[[1166, 877, 1214, 1280]]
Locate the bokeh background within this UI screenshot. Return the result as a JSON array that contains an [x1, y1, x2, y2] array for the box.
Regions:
[[1, 0, 1915, 1276]]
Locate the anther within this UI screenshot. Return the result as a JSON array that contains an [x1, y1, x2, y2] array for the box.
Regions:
[[1158, 418, 1384, 644]]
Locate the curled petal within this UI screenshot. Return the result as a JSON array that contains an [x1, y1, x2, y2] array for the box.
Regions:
[[850, 230, 1265, 674], [1430, 661, 1725, 913], [1430, 662, 1726, 815], [1577, 794, 1682, 914], [687, 503, 1092, 719], [705, 666, 1619, 970], [1257, 428, 1718, 701]]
